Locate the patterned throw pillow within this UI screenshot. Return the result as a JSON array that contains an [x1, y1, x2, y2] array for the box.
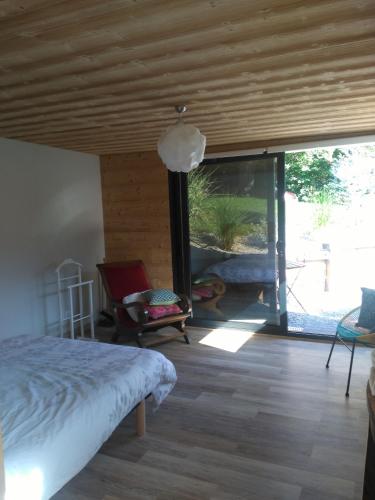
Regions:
[[144, 288, 180, 306], [357, 288, 375, 330]]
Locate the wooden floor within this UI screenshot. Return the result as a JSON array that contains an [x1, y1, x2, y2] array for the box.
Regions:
[[54, 328, 371, 500]]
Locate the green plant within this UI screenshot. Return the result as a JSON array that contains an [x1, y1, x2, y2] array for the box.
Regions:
[[188, 170, 269, 251], [311, 189, 334, 230], [188, 168, 214, 237], [207, 196, 249, 251]]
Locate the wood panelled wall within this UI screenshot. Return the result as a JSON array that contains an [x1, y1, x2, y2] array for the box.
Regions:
[[100, 151, 173, 289]]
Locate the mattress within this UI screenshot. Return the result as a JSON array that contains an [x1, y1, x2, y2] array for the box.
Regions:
[[0, 335, 177, 500], [205, 254, 277, 284]]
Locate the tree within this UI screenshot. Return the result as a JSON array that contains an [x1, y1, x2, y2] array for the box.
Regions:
[[285, 148, 347, 203], [336, 145, 375, 198]]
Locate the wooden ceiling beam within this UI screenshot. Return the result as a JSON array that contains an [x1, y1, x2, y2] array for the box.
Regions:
[[1, 47, 374, 122], [1, 3, 373, 88], [1, 0, 374, 154], [2, 29, 374, 104], [11, 111, 375, 154], [9, 109, 375, 146], [3, 90, 375, 139], [88, 130, 375, 156], [0, 0, 359, 59], [2, 78, 375, 133], [51, 124, 375, 156]]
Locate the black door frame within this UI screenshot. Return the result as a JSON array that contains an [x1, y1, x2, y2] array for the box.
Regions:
[[168, 152, 288, 336], [168, 171, 191, 297]]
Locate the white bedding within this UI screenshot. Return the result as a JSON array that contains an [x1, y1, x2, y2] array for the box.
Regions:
[[0, 335, 177, 500]]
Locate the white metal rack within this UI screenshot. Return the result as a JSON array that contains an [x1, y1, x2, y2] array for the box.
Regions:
[[56, 259, 95, 340]]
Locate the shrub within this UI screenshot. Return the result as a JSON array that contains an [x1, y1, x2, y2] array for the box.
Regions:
[[207, 196, 249, 251], [311, 189, 334, 230], [188, 168, 214, 238]]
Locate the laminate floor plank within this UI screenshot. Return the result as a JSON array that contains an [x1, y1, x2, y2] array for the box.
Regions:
[[309, 445, 364, 481], [182, 446, 356, 499], [139, 450, 302, 500], [53, 328, 371, 500]]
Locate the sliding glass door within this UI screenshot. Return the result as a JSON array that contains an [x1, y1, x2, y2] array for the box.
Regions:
[[169, 153, 287, 334]]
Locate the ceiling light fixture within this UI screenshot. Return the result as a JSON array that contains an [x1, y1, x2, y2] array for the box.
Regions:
[[157, 105, 206, 173]]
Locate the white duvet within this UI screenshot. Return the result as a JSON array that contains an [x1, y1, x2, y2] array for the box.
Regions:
[[0, 335, 177, 500]]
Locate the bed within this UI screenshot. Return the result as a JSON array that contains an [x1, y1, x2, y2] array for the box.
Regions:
[[204, 254, 277, 284], [0, 335, 177, 500]]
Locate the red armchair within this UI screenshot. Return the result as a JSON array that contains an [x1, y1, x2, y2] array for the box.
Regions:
[[97, 260, 191, 347]]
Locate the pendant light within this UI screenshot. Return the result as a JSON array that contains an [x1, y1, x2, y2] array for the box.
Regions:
[[157, 105, 206, 173]]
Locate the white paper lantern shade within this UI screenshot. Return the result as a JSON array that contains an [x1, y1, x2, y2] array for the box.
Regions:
[[157, 110, 206, 173]]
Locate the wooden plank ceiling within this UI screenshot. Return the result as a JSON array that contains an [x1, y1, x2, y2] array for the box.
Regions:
[[0, 0, 375, 155]]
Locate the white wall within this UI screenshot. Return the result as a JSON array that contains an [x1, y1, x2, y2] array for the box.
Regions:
[[0, 138, 105, 339]]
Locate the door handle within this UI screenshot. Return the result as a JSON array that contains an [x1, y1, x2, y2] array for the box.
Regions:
[[276, 240, 285, 256]]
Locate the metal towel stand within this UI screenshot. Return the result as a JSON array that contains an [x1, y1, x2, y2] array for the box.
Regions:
[[56, 259, 95, 340]]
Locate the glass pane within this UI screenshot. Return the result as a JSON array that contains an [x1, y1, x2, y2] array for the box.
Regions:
[[188, 157, 281, 328]]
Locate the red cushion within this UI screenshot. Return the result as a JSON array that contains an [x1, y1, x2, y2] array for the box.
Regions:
[[102, 262, 151, 302], [101, 262, 151, 326]]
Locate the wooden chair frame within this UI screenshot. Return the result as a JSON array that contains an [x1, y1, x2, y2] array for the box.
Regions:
[[97, 261, 192, 347]]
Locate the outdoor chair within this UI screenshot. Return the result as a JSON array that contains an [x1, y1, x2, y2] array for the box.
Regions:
[[191, 274, 226, 317], [97, 260, 191, 347], [326, 306, 373, 397]]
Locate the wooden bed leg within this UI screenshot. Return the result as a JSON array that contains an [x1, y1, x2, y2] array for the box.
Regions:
[[136, 400, 146, 437], [0, 428, 5, 500]]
